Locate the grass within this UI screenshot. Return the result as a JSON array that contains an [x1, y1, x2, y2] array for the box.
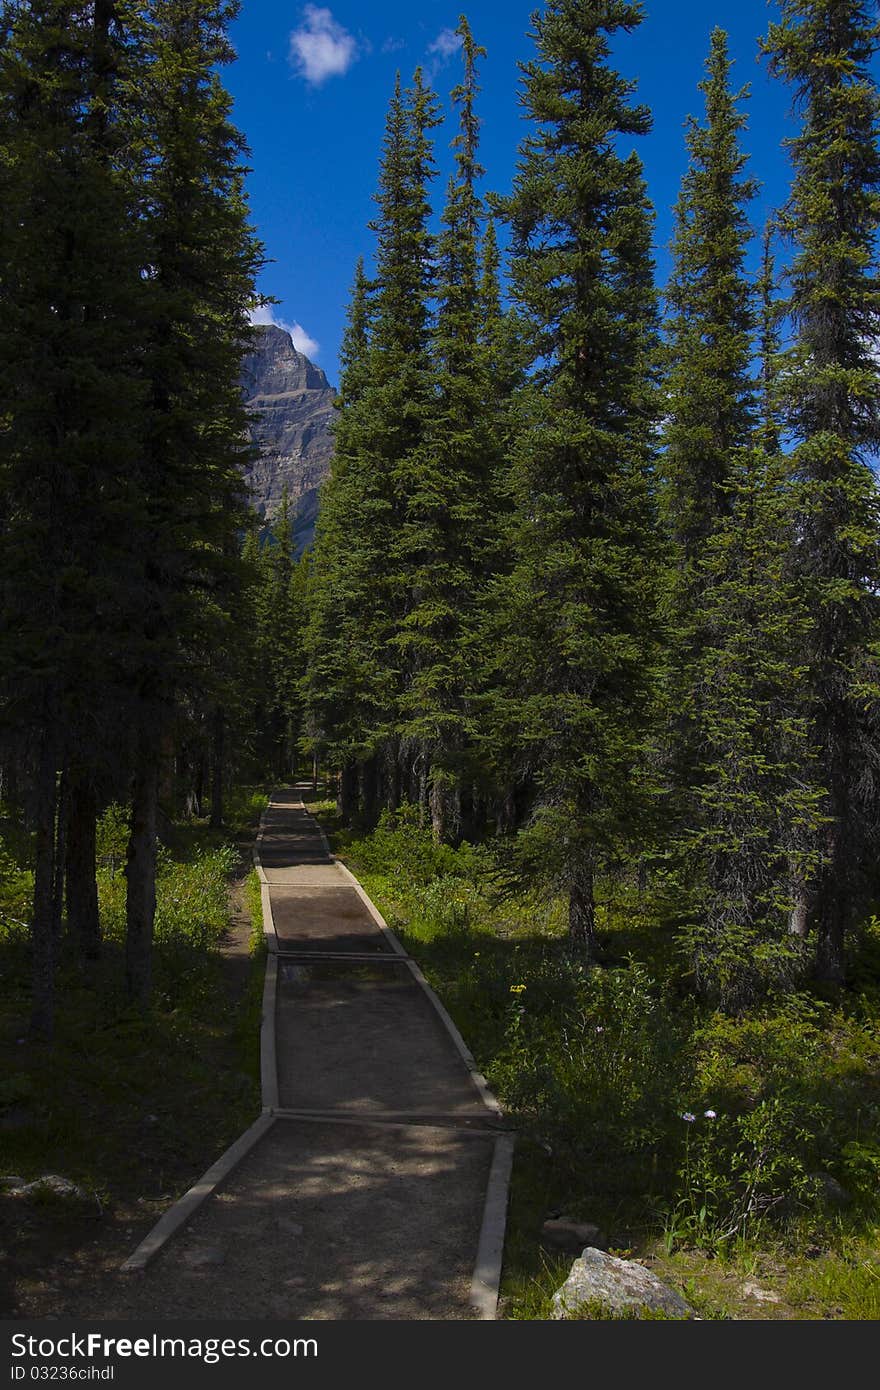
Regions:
[[302, 786, 880, 1322], [0, 786, 269, 1316]]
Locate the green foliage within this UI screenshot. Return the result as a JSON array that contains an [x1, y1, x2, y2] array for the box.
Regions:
[[97, 841, 236, 959], [492, 961, 688, 1176], [665, 1099, 829, 1251], [243, 496, 308, 778], [0, 838, 32, 945], [244, 868, 265, 952], [787, 1240, 880, 1320], [95, 803, 130, 872], [223, 786, 271, 837], [493, 0, 662, 953], [762, 0, 880, 981], [347, 804, 488, 892], [661, 27, 757, 562]]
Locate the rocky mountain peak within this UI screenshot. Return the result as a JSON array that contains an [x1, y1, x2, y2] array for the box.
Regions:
[[241, 324, 337, 551]]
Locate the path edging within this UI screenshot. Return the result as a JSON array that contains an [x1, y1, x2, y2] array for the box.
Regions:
[[330, 855, 503, 1118], [120, 1114, 275, 1274], [470, 1133, 516, 1319]]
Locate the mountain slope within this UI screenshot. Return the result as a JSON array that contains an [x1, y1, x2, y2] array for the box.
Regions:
[[241, 324, 337, 550]]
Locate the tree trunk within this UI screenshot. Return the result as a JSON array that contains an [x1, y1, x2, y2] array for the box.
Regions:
[[66, 769, 101, 960], [788, 873, 811, 938], [813, 827, 847, 984], [416, 747, 429, 826], [30, 731, 57, 1040], [311, 751, 319, 793], [337, 760, 359, 823], [430, 771, 461, 846], [125, 726, 159, 1007], [0, 757, 20, 812], [568, 862, 596, 960], [52, 762, 68, 941], [359, 756, 379, 829], [496, 787, 517, 836], [383, 738, 401, 813], [209, 706, 224, 830]]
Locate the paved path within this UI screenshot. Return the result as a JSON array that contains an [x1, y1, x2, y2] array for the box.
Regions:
[[106, 787, 512, 1321]]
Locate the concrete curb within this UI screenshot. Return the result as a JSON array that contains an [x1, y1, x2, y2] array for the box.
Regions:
[[252, 799, 269, 883], [470, 1133, 516, 1319], [120, 1113, 275, 1274], [271, 1108, 512, 1137], [252, 797, 279, 953], [260, 952, 280, 1112]]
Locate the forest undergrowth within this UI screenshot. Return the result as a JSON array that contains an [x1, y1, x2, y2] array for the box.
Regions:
[[0, 788, 268, 1317], [306, 789, 880, 1320]]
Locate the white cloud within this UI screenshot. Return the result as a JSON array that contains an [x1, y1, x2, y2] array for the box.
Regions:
[[289, 6, 357, 86], [428, 28, 462, 62], [382, 36, 406, 55], [290, 321, 321, 358], [250, 304, 320, 359]]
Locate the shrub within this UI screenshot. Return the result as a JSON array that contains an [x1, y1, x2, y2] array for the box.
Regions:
[[0, 841, 31, 944], [98, 843, 236, 952], [490, 959, 688, 1176], [347, 804, 489, 891], [664, 1096, 830, 1251]]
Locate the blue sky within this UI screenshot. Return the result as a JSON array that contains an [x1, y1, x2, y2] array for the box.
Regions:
[[223, 1, 855, 383]]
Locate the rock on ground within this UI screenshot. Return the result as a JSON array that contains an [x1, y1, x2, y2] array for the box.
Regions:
[[551, 1247, 694, 1321]]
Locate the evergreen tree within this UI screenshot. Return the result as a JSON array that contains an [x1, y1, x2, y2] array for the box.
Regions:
[[304, 255, 393, 818], [305, 72, 441, 818], [659, 27, 758, 840], [0, 0, 149, 1033], [396, 17, 501, 841], [764, 0, 880, 983], [678, 446, 820, 1010], [655, 29, 815, 1006], [122, 0, 262, 1004], [253, 489, 307, 779], [662, 28, 757, 568], [757, 219, 783, 460], [497, 0, 661, 957]]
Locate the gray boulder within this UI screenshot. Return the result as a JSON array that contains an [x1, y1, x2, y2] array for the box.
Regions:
[[8, 1175, 88, 1202], [551, 1247, 694, 1321]]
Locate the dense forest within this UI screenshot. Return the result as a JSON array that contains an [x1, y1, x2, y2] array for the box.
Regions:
[[2, 0, 880, 1321], [307, 0, 880, 1007]]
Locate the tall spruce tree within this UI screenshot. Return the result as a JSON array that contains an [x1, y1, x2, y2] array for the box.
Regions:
[[657, 29, 815, 1007], [764, 0, 880, 983], [497, 0, 661, 957], [253, 489, 307, 779], [122, 0, 261, 1004], [304, 258, 380, 816], [0, 0, 149, 1034], [305, 72, 441, 819], [663, 28, 757, 563], [396, 17, 501, 842]]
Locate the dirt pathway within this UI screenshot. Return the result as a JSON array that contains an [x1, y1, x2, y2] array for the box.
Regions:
[[56, 787, 510, 1321]]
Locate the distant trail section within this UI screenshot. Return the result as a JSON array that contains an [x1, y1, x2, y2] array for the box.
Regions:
[[102, 785, 512, 1321]]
